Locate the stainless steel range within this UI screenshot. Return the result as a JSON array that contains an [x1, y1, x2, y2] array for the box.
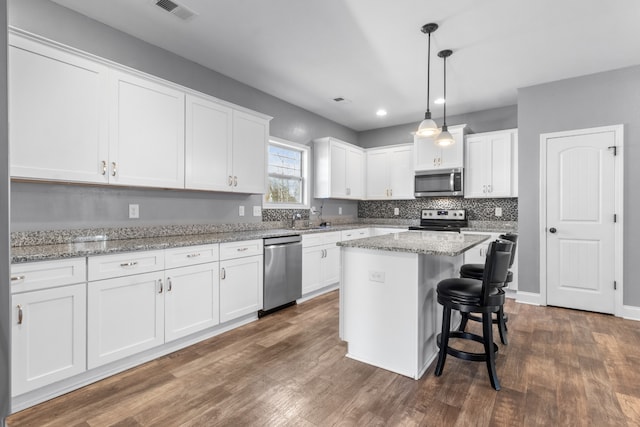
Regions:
[[408, 209, 468, 232]]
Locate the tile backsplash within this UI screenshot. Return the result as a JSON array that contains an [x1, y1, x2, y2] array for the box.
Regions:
[[358, 198, 518, 221]]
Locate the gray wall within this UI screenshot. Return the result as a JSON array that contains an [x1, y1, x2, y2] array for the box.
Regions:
[[358, 105, 517, 148], [1, 0, 10, 420], [518, 65, 640, 306], [8, 0, 358, 231]]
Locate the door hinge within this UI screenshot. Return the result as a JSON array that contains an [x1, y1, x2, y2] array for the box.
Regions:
[[608, 145, 618, 156], [614, 281, 617, 290], [614, 214, 617, 223]]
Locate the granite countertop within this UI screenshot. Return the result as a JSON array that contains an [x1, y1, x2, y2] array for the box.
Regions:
[[10, 223, 412, 264], [337, 230, 490, 256]]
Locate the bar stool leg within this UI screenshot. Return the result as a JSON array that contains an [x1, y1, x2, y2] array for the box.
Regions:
[[435, 306, 452, 377], [497, 307, 508, 345], [458, 312, 469, 332], [482, 312, 501, 390]]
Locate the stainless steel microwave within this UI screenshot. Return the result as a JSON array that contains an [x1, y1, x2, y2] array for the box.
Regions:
[[414, 168, 463, 197]]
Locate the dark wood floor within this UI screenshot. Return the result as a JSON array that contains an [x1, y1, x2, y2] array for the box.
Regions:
[[8, 290, 640, 426]]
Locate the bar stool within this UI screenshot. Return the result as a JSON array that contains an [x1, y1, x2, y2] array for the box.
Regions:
[[434, 239, 513, 390], [459, 233, 518, 345]]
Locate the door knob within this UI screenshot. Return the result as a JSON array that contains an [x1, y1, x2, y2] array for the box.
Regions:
[[549, 227, 557, 234]]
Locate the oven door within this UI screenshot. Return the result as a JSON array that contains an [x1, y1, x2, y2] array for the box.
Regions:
[[414, 169, 463, 197]]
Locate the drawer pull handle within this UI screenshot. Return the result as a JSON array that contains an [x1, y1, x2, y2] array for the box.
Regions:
[[120, 261, 138, 268], [112, 162, 117, 177], [17, 305, 23, 325], [221, 268, 226, 280], [158, 279, 163, 294], [11, 275, 25, 283], [228, 176, 233, 186], [167, 278, 172, 292], [101, 160, 107, 176], [186, 253, 201, 258], [237, 247, 248, 252], [233, 176, 238, 187]]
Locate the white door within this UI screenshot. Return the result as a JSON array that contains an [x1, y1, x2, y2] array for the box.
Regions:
[[165, 263, 220, 342], [488, 133, 513, 197], [330, 142, 348, 197], [322, 244, 341, 286], [545, 128, 619, 313], [232, 110, 268, 194], [185, 94, 233, 191], [109, 70, 185, 189], [346, 147, 365, 198], [219, 255, 263, 322], [366, 149, 390, 199], [302, 246, 323, 295], [389, 145, 415, 199]]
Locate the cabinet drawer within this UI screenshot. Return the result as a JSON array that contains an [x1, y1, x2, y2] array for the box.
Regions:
[[220, 239, 263, 261], [302, 231, 342, 247], [164, 244, 219, 269], [88, 250, 165, 281], [341, 228, 371, 242], [11, 258, 86, 294]]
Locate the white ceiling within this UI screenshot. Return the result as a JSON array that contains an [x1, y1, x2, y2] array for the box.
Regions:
[[51, 0, 640, 131]]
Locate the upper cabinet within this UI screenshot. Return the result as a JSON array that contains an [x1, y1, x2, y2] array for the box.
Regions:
[[366, 144, 414, 200], [185, 96, 269, 193], [414, 124, 466, 171], [9, 35, 109, 184], [314, 137, 365, 200], [464, 129, 518, 198], [9, 31, 270, 194], [109, 70, 185, 189]]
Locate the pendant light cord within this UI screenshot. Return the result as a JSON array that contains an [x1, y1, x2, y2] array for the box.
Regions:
[[442, 53, 447, 127], [426, 32, 431, 115]]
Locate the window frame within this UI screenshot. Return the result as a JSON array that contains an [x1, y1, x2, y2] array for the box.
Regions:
[[264, 137, 310, 209]]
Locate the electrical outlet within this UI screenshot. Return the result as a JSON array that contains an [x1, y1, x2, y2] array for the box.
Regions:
[[253, 206, 262, 217], [310, 206, 317, 214], [495, 207, 503, 217], [128, 204, 139, 219], [239, 206, 245, 216], [394, 207, 400, 216], [338, 207, 342, 215], [369, 271, 385, 283]]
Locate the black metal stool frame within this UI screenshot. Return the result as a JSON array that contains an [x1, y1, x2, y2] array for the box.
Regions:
[[434, 240, 513, 390]]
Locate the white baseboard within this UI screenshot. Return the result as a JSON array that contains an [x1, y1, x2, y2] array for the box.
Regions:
[[620, 305, 640, 321], [515, 291, 543, 306]]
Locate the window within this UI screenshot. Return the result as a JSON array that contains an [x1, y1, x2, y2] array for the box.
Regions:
[[264, 137, 310, 208]]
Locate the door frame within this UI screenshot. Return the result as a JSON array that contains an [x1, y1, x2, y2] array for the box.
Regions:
[[539, 124, 624, 315]]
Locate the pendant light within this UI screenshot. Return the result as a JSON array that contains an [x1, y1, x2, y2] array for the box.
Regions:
[[416, 23, 439, 137], [435, 49, 454, 146]]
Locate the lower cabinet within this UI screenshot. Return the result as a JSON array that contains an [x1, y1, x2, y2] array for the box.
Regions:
[[165, 262, 220, 342], [87, 271, 165, 369], [11, 283, 86, 396], [302, 232, 341, 295], [462, 231, 518, 290], [219, 240, 264, 323]]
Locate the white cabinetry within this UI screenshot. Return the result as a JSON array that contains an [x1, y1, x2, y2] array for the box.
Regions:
[[314, 137, 365, 199], [366, 144, 414, 199], [219, 240, 264, 322], [340, 228, 371, 241], [462, 232, 518, 291], [414, 124, 466, 171], [185, 95, 269, 194], [164, 245, 220, 342], [302, 231, 341, 295], [10, 259, 87, 396], [9, 35, 109, 184], [464, 129, 518, 198]]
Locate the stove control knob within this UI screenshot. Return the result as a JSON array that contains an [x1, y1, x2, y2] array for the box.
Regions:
[[452, 213, 457, 216]]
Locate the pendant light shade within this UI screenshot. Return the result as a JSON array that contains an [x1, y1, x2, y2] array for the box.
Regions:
[[435, 49, 454, 146], [416, 23, 439, 137]]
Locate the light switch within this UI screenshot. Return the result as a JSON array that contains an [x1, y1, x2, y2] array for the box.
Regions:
[[128, 204, 139, 219], [394, 207, 400, 216], [495, 207, 503, 217], [253, 206, 262, 217], [338, 207, 343, 215], [239, 206, 245, 216]]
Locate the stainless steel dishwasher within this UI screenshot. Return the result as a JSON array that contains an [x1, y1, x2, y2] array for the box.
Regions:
[[260, 235, 302, 317]]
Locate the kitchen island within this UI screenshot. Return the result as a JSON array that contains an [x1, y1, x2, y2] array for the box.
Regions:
[[338, 231, 490, 379]]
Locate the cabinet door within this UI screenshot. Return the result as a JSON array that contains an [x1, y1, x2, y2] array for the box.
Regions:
[[302, 246, 324, 295], [232, 110, 268, 194], [87, 272, 165, 369], [389, 145, 415, 199], [109, 71, 185, 189], [219, 255, 263, 322], [414, 135, 441, 171], [487, 133, 513, 197], [346, 147, 365, 199], [9, 37, 109, 183], [464, 136, 489, 198], [185, 94, 233, 191], [330, 142, 348, 197], [165, 263, 220, 342], [366, 149, 390, 199], [12, 284, 86, 396], [439, 128, 464, 169], [322, 244, 341, 286]]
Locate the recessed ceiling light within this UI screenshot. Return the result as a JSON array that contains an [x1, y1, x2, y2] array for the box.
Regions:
[[434, 98, 445, 105], [376, 109, 388, 117]]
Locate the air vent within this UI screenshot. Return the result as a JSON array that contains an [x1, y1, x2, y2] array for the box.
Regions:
[[332, 97, 352, 104], [154, 0, 197, 20], [333, 97, 345, 102]]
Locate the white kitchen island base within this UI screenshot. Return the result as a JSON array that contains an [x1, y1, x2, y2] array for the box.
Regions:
[[341, 246, 462, 379]]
